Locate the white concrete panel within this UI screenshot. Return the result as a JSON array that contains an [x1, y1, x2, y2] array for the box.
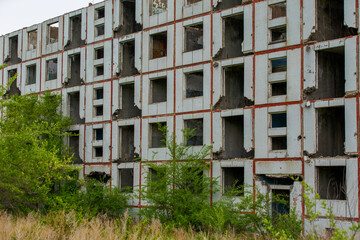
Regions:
[[254, 1, 268, 52], [303, 104, 316, 154], [303, 45, 316, 89], [255, 161, 302, 175], [286, 0, 300, 45], [213, 112, 221, 152], [345, 36, 357, 92], [344, 0, 357, 28], [346, 158, 359, 218], [303, 0, 316, 41], [87, 5, 95, 43], [243, 4, 253, 53], [244, 108, 253, 152], [0, 37, 3, 66], [212, 13, 222, 58], [254, 54, 268, 104], [287, 48, 301, 101], [254, 108, 268, 158], [345, 98, 357, 154], [287, 104, 301, 157], [244, 55, 253, 101], [104, 0, 113, 38], [135, 33, 142, 73]]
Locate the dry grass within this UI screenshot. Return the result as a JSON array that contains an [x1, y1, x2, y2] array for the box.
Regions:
[[0, 211, 258, 240]]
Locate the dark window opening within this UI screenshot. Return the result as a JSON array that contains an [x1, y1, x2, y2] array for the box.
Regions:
[[271, 113, 287, 128], [317, 166, 346, 200], [69, 130, 80, 163], [95, 105, 103, 116], [216, 14, 244, 60], [94, 88, 104, 100], [119, 40, 138, 77], [28, 30, 37, 50], [47, 59, 58, 81], [94, 128, 103, 141], [307, 48, 345, 100], [117, 0, 138, 37], [95, 47, 104, 59], [119, 169, 134, 192], [317, 107, 345, 157], [26, 65, 36, 85], [114, 83, 141, 119], [271, 136, 287, 150], [271, 58, 287, 73], [185, 71, 203, 98], [68, 92, 84, 124], [272, 189, 290, 216], [150, 122, 166, 148], [69, 15, 84, 48], [96, 7, 105, 19], [48, 22, 59, 44], [271, 82, 287, 96], [270, 3, 286, 19], [150, 77, 167, 104], [185, 119, 203, 146], [151, 32, 167, 59], [95, 65, 104, 76], [7, 36, 21, 65], [150, 0, 167, 15], [223, 167, 244, 196], [184, 23, 203, 52], [94, 146, 103, 157], [68, 54, 81, 87], [270, 26, 286, 44], [119, 125, 135, 161], [96, 24, 105, 37]]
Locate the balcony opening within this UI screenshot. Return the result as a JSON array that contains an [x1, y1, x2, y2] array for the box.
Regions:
[[68, 92, 84, 124], [223, 167, 244, 196], [119, 125, 135, 162], [47, 22, 59, 45], [115, 0, 141, 37], [119, 40, 138, 77], [150, 32, 167, 59], [150, 122, 166, 148], [68, 53, 81, 87], [185, 71, 203, 98], [184, 119, 203, 146], [67, 15, 84, 49], [150, 77, 167, 104], [119, 169, 134, 192], [317, 107, 345, 157], [317, 166, 346, 200], [113, 83, 141, 120], [184, 23, 203, 52]]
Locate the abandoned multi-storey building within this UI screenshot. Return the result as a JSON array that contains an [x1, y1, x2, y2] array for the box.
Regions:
[[1, 0, 360, 235]]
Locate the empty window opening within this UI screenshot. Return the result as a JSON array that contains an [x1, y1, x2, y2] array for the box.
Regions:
[[48, 22, 59, 44], [215, 65, 246, 109], [317, 166, 346, 200], [70, 15, 83, 48], [96, 7, 105, 19], [271, 136, 287, 150], [95, 105, 104, 116], [220, 116, 250, 159], [115, 83, 141, 119], [271, 113, 286, 128], [119, 126, 135, 161], [317, 107, 345, 157], [272, 189, 290, 216], [270, 26, 286, 44], [95, 24, 105, 37], [223, 167, 244, 196], [87, 171, 110, 183], [185, 71, 203, 98], [119, 169, 134, 192], [68, 54, 81, 87], [270, 3, 286, 19], [308, 48, 345, 100], [217, 14, 244, 60], [271, 58, 287, 73], [69, 131, 80, 162], [185, 119, 203, 146], [26, 65, 36, 85], [95, 47, 104, 59], [7, 69, 20, 96], [68, 92, 83, 124], [151, 32, 167, 59], [214, 0, 242, 11], [95, 65, 104, 76], [119, 40, 138, 77], [315, 0, 347, 41], [94, 88, 104, 100], [46, 59, 57, 81], [187, 0, 202, 5], [7, 36, 21, 64], [150, 122, 166, 148], [94, 146, 103, 158], [150, 77, 167, 104], [94, 128, 103, 141], [27, 30, 37, 50], [184, 23, 203, 52], [271, 82, 287, 96], [118, 0, 137, 36], [150, 0, 167, 15]]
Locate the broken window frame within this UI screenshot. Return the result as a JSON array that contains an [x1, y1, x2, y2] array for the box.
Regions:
[[46, 58, 58, 81], [270, 136, 287, 151], [94, 105, 104, 117], [184, 23, 204, 52], [27, 30, 37, 51], [150, 0, 167, 16], [47, 22, 59, 45], [118, 125, 135, 161], [70, 14, 82, 44], [95, 47, 104, 60], [95, 65, 104, 77], [26, 64, 36, 85]]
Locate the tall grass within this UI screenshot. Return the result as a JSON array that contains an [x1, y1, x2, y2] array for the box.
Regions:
[[0, 211, 257, 240]]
